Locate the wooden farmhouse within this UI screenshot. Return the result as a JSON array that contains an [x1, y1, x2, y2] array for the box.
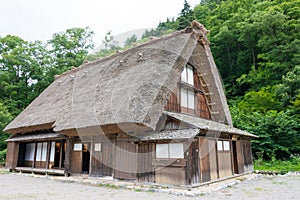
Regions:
[[4, 21, 257, 186]]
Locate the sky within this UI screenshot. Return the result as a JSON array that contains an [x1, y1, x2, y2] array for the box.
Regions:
[[0, 0, 200, 46]]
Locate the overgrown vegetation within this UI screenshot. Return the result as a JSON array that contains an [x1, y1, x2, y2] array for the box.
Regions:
[[254, 156, 300, 172]]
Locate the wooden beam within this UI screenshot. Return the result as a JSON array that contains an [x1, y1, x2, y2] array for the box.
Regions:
[[59, 140, 63, 169], [32, 142, 37, 169], [45, 141, 51, 169], [64, 138, 73, 176]]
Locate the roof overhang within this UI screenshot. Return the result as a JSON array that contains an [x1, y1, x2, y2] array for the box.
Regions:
[[129, 128, 200, 141], [164, 111, 258, 138], [5, 132, 66, 142]]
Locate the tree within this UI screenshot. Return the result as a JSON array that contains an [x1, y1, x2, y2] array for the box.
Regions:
[[124, 34, 137, 47], [102, 31, 120, 50], [48, 27, 94, 76], [177, 0, 194, 30], [0, 36, 49, 116]]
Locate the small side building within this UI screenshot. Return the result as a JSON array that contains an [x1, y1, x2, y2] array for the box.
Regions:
[[4, 21, 257, 186]]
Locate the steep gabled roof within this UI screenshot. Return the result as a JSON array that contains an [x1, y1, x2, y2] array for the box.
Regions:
[[4, 22, 232, 134]]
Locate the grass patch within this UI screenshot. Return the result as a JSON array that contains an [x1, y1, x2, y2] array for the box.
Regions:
[[254, 187, 264, 191], [254, 157, 300, 173], [97, 183, 119, 189]]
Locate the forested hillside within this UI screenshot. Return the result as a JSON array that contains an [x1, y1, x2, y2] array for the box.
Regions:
[[0, 0, 299, 165]]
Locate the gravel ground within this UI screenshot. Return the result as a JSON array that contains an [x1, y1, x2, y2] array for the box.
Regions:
[[0, 172, 299, 200]]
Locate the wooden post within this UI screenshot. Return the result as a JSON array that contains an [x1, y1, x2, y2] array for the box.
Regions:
[[32, 142, 37, 169], [59, 140, 63, 169], [89, 137, 94, 175], [64, 138, 73, 177], [46, 141, 51, 169]]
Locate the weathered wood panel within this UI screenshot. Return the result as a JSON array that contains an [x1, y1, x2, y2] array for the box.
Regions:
[[155, 167, 186, 185], [71, 143, 82, 174], [185, 140, 200, 185], [90, 141, 113, 176], [199, 138, 211, 183], [196, 93, 211, 119], [235, 141, 244, 174], [138, 143, 154, 182], [6, 142, 19, 169], [218, 152, 232, 178], [114, 141, 137, 180], [243, 141, 253, 172], [165, 91, 180, 112], [208, 139, 218, 180]]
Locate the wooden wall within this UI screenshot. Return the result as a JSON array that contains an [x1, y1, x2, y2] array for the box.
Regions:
[[243, 141, 254, 172], [218, 152, 232, 178], [71, 143, 82, 174], [199, 138, 211, 182], [185, 140, 200, 185], [114, 140, 137, 180], [155, 167, 186, 185], [138, 143, 154, 182], [208, 139, 218, 181], [90, 140, 113, 176], [5, 142, 19, 169]]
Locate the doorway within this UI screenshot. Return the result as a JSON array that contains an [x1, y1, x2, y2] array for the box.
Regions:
[[82, 143, 90, 174], [232, 141, 239, 174]]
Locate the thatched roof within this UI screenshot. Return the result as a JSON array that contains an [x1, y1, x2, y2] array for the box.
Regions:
[[4, 21, 232, 135], [6, 132, 66, 142], [129, 129, 200, 141], [164, 111, 257, 138]]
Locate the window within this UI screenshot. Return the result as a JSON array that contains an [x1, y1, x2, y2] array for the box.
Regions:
[[181, 89, 194, 109], [217, 140, 231, 151], [25, 143, 35, 161], [50, 141, 56, 162], [36, 142, 47, 161], [181, 64, 194, 85], [156, 143, 184, 159], [94, 143, 102, 152], [73, 143, 82, 151]]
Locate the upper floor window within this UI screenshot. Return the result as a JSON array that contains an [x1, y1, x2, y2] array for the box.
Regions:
[[181, 64, 194, 85]]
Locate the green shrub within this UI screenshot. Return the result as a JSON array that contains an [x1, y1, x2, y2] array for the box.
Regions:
[[0, 149, 7, 165]]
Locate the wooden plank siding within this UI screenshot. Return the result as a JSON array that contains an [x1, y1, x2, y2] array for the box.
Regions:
[[208, 139, 218, 181], [138, 143, 154, 182], [199, 138, 211, 182], [90, 140, 113, 176], [185, 140, 200, 185], [114, 140, 138, 180], [165, 91, 180, 112], [5, 142, 19, 169], [243, 141, 254, 172]]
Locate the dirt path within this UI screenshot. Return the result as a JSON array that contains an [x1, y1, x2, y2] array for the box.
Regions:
[[0, 172, 299, 200]]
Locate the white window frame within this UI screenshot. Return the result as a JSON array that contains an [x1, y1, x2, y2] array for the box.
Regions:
[[73, 143, 82, 151], [181, 88, 195, 109], [94, 143, 102, 152], [181, 64, 194, 86], [25, 143, 35, 161], [217, 140, 231, 151], [156, 143, 184, 159]]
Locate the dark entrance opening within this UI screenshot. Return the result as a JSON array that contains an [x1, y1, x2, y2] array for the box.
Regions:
[[54, 141, 65, 168], [232, 141, 239, 174], [82, 143, 90, 174]]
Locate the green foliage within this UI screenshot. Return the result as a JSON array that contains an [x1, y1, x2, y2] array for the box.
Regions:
[[0, 27, 95, 158], [0, 103, 11, 150], [177, 0, 194, 30], [0, 149, 7, 165], [254, 157, 300, 172], [48, 27, 94, 76], [124, 34, 137, 47]]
